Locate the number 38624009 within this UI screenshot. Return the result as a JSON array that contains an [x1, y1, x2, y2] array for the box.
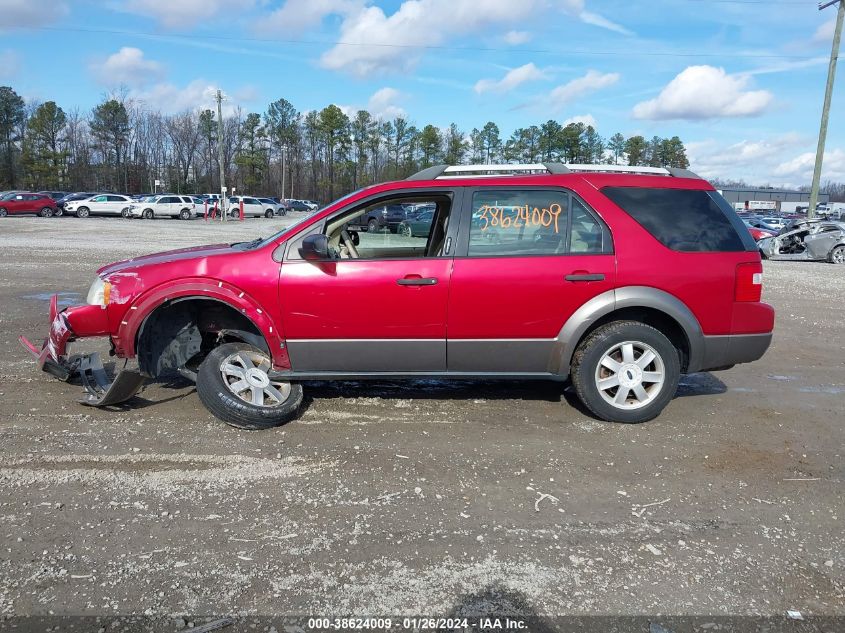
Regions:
[[477, 203, 563, 233]]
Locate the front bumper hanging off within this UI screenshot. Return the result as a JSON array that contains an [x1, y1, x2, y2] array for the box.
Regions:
[[18, 294, 146, 407]]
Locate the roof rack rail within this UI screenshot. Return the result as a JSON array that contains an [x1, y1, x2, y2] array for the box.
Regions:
[[406, 163, 700, 180]]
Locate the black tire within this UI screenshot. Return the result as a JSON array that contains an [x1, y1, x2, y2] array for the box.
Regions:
[[265, 209, 273, 218], [54, 208, 63, 217], [0, 208, 7, 217], [367, 218, 379, 233], [570, 320, 680, 424], [230, 209, 240, 219], [121, 208, 130, 218], [400, 223, 412, 237], [196, 342, 303, 430], [179, 208, 191, 220], [829, 245, 845, 264], [143, 209, 154, 219], [77, 206, 90, 218], [40, 207, 54, 218]]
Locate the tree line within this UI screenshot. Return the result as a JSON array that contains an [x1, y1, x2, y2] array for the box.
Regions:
[[1, 84, 695, 202]]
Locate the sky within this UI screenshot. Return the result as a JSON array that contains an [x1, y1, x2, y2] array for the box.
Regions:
[[0, 0, 843, 187]]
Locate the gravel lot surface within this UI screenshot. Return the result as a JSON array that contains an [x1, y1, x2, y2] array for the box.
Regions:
[[0, 217, 843, 624]]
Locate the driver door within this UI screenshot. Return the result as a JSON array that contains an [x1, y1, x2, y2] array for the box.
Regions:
[[278, 189, 462, 373]]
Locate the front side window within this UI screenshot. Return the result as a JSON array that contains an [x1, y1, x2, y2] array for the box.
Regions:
[[320, 194, 453, 260], [467, 189, 605, 256]]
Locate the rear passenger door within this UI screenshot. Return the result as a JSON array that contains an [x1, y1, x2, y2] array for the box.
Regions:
[[447, 187, 616, 374]]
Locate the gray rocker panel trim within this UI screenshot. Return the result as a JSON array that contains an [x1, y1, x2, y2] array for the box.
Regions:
[[552, 286, 705, 377], [699, 332, 772, 371], [286, 339, 446, 372]]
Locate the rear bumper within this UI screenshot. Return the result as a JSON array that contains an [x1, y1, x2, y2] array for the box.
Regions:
[[698, 332, 773, 372]]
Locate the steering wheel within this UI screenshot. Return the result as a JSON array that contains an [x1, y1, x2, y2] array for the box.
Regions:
[[340, 229, 360, 258]]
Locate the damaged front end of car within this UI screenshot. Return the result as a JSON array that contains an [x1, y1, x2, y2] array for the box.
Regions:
[[18, 293, 146, 407]]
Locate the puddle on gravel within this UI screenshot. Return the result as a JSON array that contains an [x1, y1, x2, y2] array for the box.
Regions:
[[21, 291, 83, 303]]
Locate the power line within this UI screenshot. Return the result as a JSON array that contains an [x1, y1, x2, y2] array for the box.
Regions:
[[21, 25, 827, 60]]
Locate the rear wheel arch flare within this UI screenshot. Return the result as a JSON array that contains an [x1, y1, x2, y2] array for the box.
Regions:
[[556, 286, 702, 374]]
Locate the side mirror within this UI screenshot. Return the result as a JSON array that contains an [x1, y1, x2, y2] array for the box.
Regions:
[[299, 234, 331, 261]]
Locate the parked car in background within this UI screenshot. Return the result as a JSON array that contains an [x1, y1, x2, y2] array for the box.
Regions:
[[285, 199, 313, 213], [349, 203, 409, 233], [758, 220, 845, 263], [228, 196, 267, 218], [65, 194, 134, 218], [37, 191, 69, 215], [397, 207, 435, 237], [56, 192, 99, 213], [760, 216, 786, 231], [128, 194, 197, 219], [742, 220, 776, 242], [0, 192, 59, 217], [744, 217, 780, 233], [258, 197, 286, 217]]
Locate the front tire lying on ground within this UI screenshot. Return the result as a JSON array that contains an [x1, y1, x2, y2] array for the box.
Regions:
[[196, 342, 303, 430], [570, 320, 680, 424]]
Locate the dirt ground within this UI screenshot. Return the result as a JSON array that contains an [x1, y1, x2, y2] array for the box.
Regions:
[[0, 217, 843, 625]]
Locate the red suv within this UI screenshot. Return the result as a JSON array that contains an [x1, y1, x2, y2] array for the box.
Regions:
[[0, 192, 59, 217], [20, 164, 774, 428]]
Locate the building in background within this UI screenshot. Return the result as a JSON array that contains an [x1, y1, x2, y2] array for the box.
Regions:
[[718, 187, 830, 214]]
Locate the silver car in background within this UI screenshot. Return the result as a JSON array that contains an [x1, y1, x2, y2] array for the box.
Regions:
[[758, 219, 845, 264]]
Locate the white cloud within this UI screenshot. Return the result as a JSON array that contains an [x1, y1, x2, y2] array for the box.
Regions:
[[774, 149, 845, 184], [685, 133, 810, 184], [561, 0, 632, 35], [0, 0, 68, 30], [503, 30, 531, 45], [474, 63, 547, 94], [367, 87, 406, 119], [92, 47, 164, 88], [0, 50, 21, 80], [812, 17, 836, 44], [256, 0, 364, 34], [132, 80, 257, 115], [319, 0, 541, 77], [121, 0, 254, 28], [633, 65, 773, 121], [562, 113, 597, 128], [546, 70, 619, 110]]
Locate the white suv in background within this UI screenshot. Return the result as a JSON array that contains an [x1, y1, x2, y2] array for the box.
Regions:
[[129, 195, 198, 220], [65, 194, 133, 218], [227, 196, 268, 218]]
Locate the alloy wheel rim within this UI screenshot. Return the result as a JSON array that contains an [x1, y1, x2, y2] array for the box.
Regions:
[[833, 248, 845, 264], [219, 350, 292, 408], [595, 340, 665, 410]]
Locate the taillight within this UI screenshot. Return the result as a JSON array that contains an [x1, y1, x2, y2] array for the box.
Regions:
[[735, 262, 763, 302]]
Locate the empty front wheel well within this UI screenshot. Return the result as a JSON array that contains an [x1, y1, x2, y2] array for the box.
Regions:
[[576, 307, 691, 372], [136, 297, 267, 378]]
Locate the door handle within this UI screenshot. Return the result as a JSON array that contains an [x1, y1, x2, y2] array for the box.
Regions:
[[565, 273, 605, 282], [397, 276, 438, 286]]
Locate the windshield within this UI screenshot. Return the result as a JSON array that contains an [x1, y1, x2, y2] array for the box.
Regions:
[[234, 188, 365, 250]]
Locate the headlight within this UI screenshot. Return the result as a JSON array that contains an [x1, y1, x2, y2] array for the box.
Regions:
[[87, 277, 111, 306]]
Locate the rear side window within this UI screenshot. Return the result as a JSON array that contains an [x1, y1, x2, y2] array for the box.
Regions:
[[602, 187, 755, 252]]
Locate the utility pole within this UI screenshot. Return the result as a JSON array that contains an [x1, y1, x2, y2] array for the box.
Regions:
[[215, 89, 227, 223], [809, 0, 844, 219], [281, 146, 286, 205]]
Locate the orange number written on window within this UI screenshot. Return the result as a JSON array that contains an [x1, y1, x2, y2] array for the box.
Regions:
[[477, 203, 563, 234]]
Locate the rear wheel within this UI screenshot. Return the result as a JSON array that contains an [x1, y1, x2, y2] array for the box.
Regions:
[[367, 218, 379, 233], [571, 321, 680, 424], [39, 207, 54, 218], [121, 208, 131, 218], [179, 208, 191, 220], [77, 206, 90, 218], [143, 209, 154, 219], [0, 208, 7, 217], [265, 209, 273, 218], [830, 245, 845, 264], [400, 223, 412, 237], [197, 342, 303, 430]]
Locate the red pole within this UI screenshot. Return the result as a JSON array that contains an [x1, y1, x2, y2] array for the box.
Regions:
[[204, 200, 208, 222], [212, 201, 218, 220], [239, 199, 245, 221]]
